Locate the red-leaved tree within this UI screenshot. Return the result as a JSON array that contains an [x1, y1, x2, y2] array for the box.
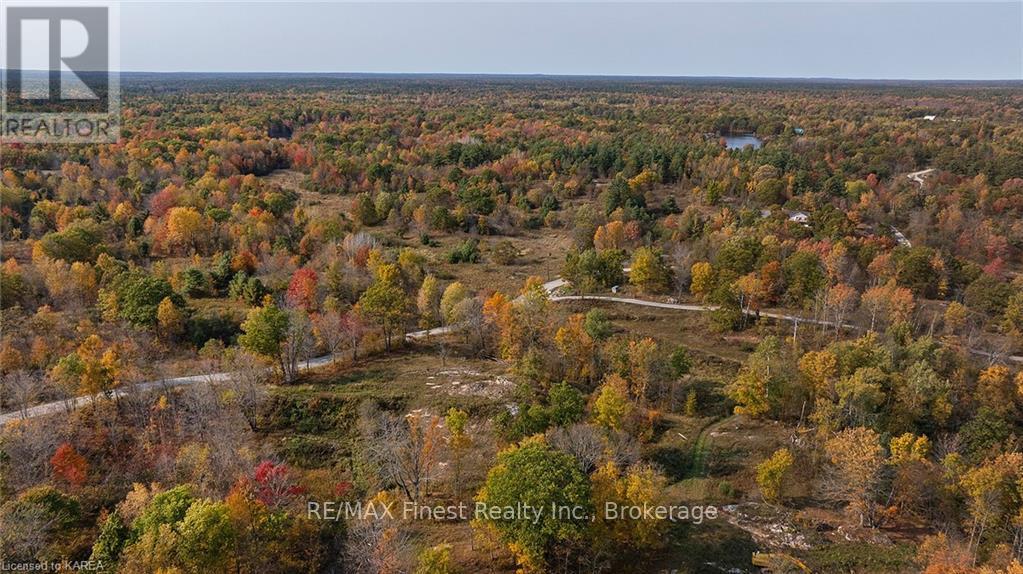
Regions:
[[51, 443, 88, 487], [286, 268, 319, 311], [253, 460, 305, 509]]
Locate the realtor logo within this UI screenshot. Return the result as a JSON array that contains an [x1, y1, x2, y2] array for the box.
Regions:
[[1, 2, 120, 143]]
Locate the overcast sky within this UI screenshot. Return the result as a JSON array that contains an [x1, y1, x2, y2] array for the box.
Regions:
[[111, 1, 1023, 79]]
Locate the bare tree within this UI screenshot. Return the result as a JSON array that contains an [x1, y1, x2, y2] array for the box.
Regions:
[[1, 370, 43, 420], [163, 368, 262, 496], [0, 500, 56, 560], [197, 339, 225, 383], [824, 283, 859, 337], [339, 311, 366, 362], [282, 308, 315, 382], [549, 423, 605, 473], [811, 288, 829, 338], [368, 412, 441, 502], [455, 296, 486, 355], [0, 419, 59, 492], [178, 381, 223, 441], [313, 309, 345, 363], [342, 231, 378, 264], [934, 433, 961, 463], [669, 242, 694, 299], [604, 429, 641, 469], [116, 383, 157, 429], [343, 519, 414, 574], [222, 350, 269, 431]]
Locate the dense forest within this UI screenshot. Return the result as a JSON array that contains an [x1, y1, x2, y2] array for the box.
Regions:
[[2, 76, 1023, 573]]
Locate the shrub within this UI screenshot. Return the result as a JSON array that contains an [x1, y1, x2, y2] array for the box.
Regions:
[[491, 240, 519, 265], [187, 310, 241, 348], [583, 309, 614, 340], [447, 238, 481, 264], [177, 268, 208, 297], [669, 346, 692, 377], [105, 270, 181, 327]]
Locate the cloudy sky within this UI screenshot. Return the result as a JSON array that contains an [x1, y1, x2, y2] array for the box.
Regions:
[[109, 1, 1023, 79]]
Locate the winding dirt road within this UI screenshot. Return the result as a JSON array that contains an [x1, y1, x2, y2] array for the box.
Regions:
[[4, 274, 1020, 424]]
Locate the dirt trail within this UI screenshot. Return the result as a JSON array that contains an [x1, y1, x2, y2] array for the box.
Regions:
[[7, 270, 1022, 424]]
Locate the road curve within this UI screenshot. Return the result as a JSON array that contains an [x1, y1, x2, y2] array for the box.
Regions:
[[4, 273, 1021, 424], [0, 276, 570, 424], [0, 354, 338, 425]]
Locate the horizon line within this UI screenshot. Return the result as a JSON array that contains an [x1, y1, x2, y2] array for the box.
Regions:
[[5, 69, 1023, 83]]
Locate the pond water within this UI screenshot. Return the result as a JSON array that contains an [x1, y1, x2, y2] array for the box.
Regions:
[[723, 135, 763, 150]]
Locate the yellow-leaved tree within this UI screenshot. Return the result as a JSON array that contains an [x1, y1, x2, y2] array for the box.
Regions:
[[593, 374, 634, 432], [756, 447, 794, 503]]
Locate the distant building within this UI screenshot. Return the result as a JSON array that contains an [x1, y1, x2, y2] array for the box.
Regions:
[[787, 211, 810, 224], [922, 115, 937, 121], [793, 127, 805, 135], [891, 226, 912, 248]]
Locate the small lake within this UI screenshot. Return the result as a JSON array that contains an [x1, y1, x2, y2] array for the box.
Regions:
[[723, 135, 763, 150]]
